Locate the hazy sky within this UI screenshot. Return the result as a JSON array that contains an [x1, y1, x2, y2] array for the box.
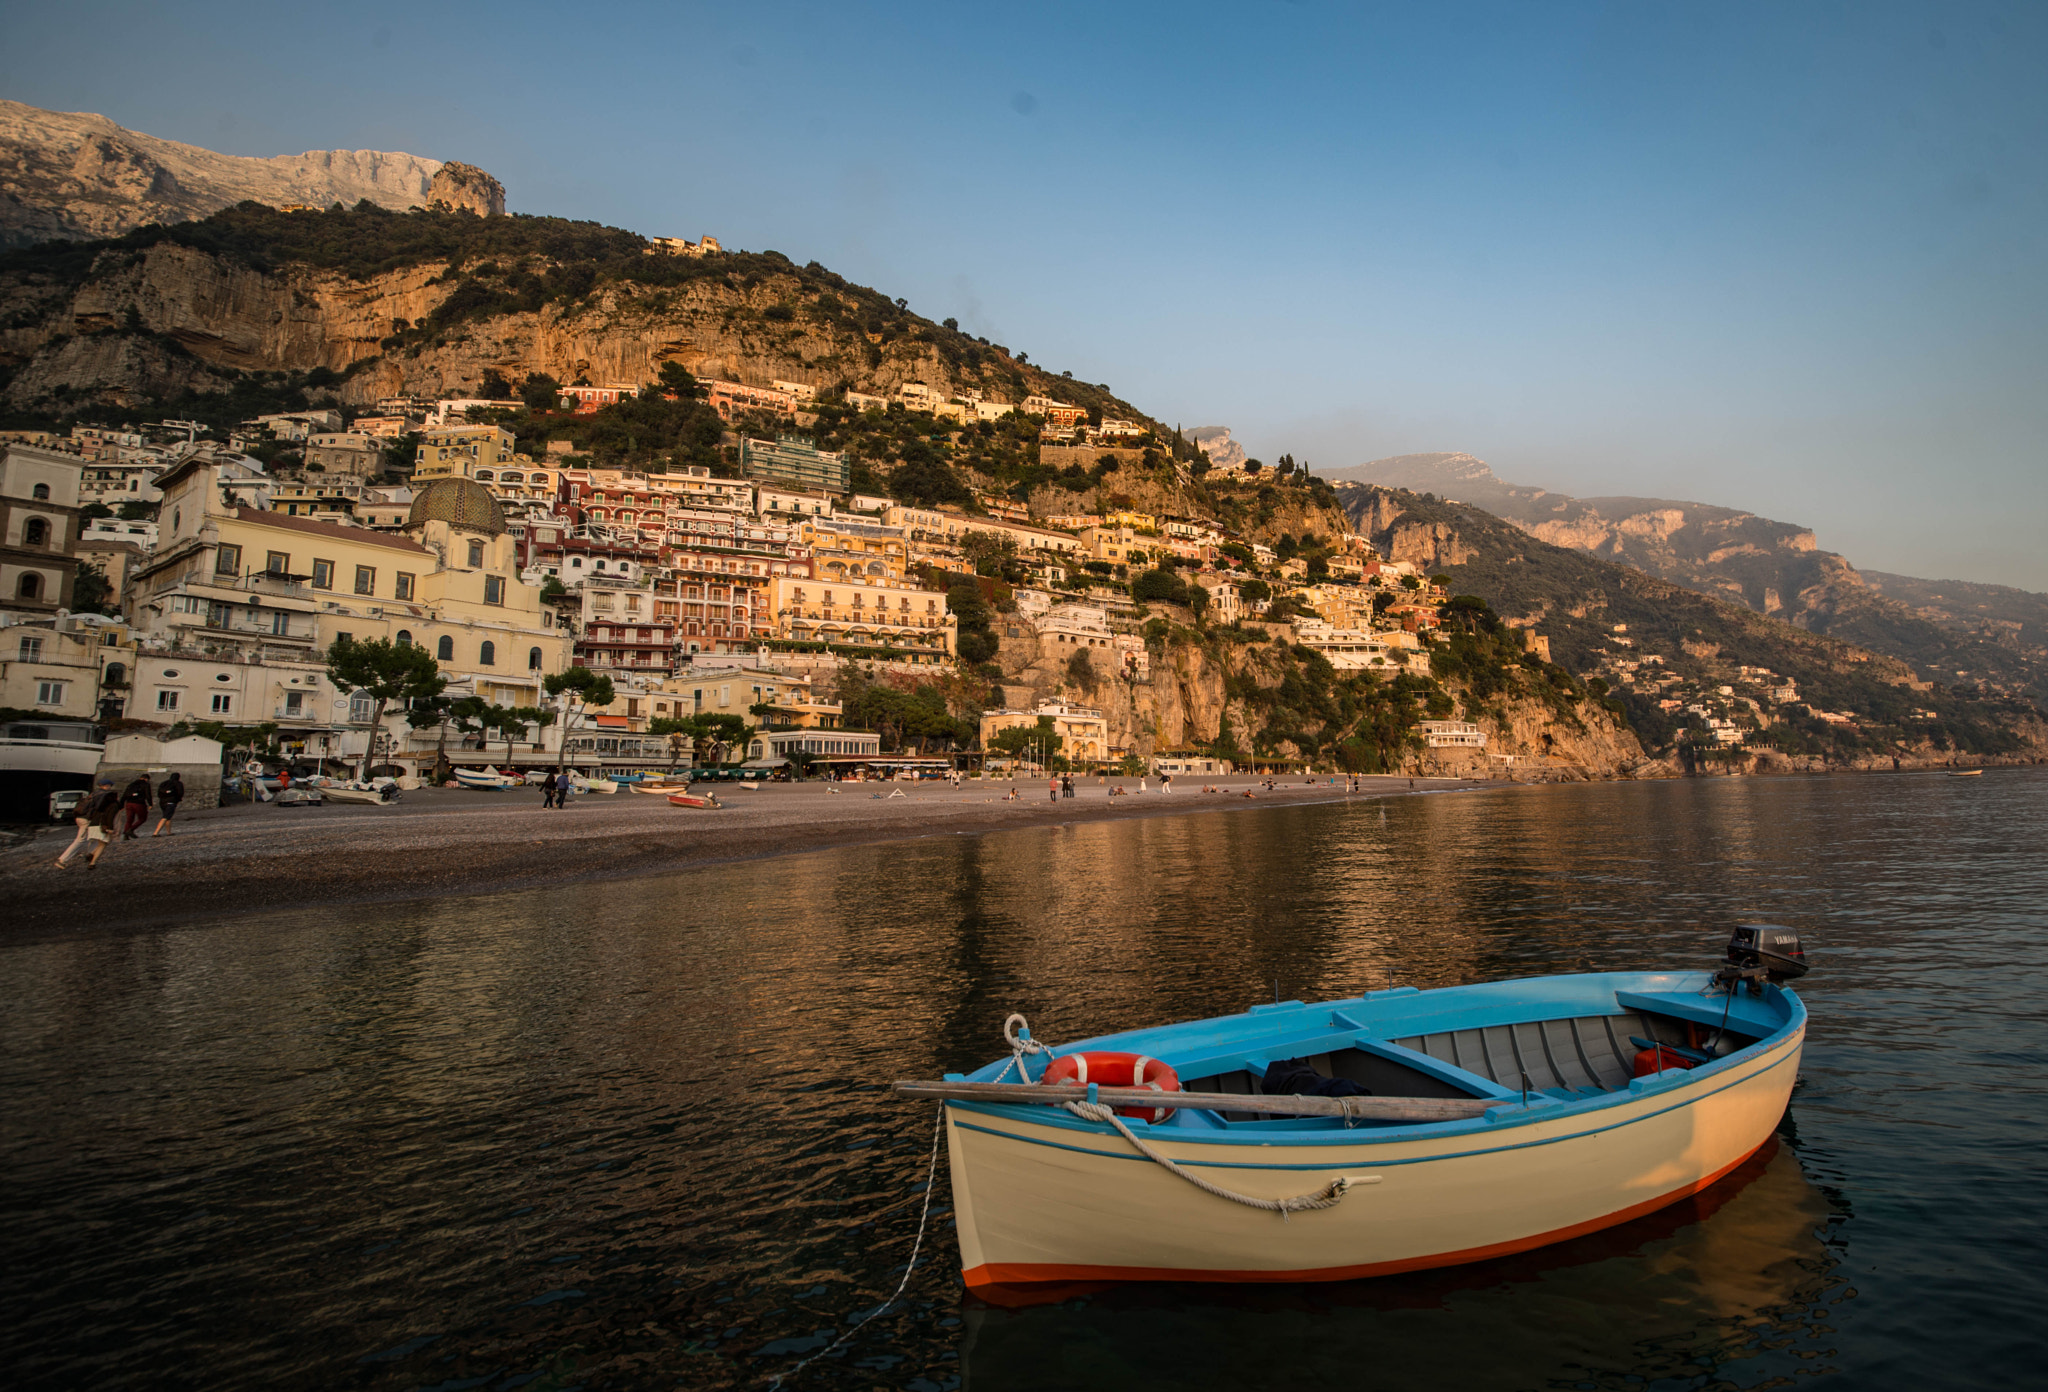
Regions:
[[6, 1, 2045, 588]]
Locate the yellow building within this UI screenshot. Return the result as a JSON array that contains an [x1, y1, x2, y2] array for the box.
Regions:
[[412, 425, 516, 482], [767, 573, 955, 657], [131, 460, 572, 765], [978, 700, 1108, 766]]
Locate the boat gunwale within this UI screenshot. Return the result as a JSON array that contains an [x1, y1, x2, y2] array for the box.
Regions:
[[947, 971, 1805, 1149]]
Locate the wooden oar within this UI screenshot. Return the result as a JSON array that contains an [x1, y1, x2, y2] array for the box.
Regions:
[[892, 1080, 1496, 1122]]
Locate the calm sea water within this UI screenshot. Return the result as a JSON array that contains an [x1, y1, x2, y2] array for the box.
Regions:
[[5, 770, 2045, 1391]]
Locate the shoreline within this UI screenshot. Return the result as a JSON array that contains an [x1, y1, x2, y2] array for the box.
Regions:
[[0, 774, 1494, 937]]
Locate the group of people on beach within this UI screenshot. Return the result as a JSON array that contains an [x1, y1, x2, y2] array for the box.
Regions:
[[53, 771, 184, 869]]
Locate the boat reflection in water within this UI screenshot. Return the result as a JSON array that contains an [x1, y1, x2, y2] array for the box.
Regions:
[[961, 1126, 1847, 1391]]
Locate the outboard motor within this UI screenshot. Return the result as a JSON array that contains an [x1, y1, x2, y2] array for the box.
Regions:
[[1715, 923, 1809, 994]]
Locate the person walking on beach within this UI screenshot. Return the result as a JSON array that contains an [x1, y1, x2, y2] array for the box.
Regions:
[[539, 771, 558, 809], [1161, 773, 1172, 794], [54, 783, 103, 866], [1049, 777, 1059, 803], [151, 772, 185, 836], [57, 779, 122, 869], [118, 773, 152, 840]]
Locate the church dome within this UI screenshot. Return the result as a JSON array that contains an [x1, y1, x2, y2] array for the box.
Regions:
[[406, 478, 507, 535]]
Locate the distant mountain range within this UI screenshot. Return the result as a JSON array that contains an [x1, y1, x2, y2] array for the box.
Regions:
[[1327, 452, 2048, 706], [0, 98, 444, 248]]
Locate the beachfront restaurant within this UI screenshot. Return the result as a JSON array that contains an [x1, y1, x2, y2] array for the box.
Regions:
[[746, 728, 884, 765]]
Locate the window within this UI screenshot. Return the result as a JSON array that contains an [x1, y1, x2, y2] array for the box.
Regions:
[[157, 690, 179, 711], [17, 636, 42, 661], [484, 575, 505, 605], [270, 610, 291, 636], [349, 693, 375, 723], [479, 641, 496, 666], [395, 572, 414, 600], [467, 540, 484, 567], [104, 662, 126, 686], [284, 691, 305, 716], [437, 635, 454, 661], [211, 693, 233, 714], [17, 573, 42, 600], [36, 681, 64, 706], [24, 518, 47, 546], [215, 544, 242, 576], [266, 551, 290, 575], [206, 601, 232, 629], [311, 559, 334, 589], [528, 647, 542, 670], [31, 483, 49, 500], [354, 565, 376, 596], [396, 630, 412, 647]]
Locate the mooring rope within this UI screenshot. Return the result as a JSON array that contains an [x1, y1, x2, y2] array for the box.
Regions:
[[1062, 1101, 1352, 1218], [765, 1103, 945, 1389]]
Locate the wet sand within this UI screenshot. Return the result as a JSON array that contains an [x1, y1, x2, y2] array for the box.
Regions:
[[1, 774, 1492, 935]]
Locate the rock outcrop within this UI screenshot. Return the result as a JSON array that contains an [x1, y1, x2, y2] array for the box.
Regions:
[[0, 99, 447, 248], [427, 162, 504, 217]]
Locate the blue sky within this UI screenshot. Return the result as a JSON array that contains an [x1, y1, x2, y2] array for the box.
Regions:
[[6, 1, 2045, 587]]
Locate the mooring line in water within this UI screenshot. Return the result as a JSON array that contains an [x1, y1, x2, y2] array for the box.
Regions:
[[765, 1104, 944, 1389]]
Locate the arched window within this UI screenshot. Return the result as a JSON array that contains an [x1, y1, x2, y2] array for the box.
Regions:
[[396, 630, 413, 647], [17, 573, 42, 600], [31, 483, 49, 500], [24, 518, 47, 546], [437, 635, 454, 661], [528, 646, 542, 670], [104, 662, 126, 686], [474, 470, 494, 481], [479, 640, 496, 666]]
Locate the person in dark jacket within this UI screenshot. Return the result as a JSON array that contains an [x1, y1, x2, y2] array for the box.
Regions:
[[119, 774, 153, 839], [539, 771, 558, 809], [151, 772, 185, 836]]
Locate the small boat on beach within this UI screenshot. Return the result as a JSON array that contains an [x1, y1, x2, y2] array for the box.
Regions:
[[573, 776, 618, 794], [323, 785, 392, 805], [453, 767, 520, 790], [631, 781, 693, 795], [901, 926, 1810, 1295], [667, 791, 722, 809]]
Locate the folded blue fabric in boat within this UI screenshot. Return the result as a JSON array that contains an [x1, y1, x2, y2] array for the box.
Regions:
[[1262, 1058, 1372, 1098]]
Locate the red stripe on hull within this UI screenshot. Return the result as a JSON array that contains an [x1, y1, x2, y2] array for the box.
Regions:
[[961, 1139, 1767, 1292]]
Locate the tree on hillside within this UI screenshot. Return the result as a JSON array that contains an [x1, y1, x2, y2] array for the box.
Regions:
[[948, 580, 999, 665], [989, 718, 1062, 766], [326, 635, 446, 780], [543, 665, 616, 775], [520, 372, 561, 411]]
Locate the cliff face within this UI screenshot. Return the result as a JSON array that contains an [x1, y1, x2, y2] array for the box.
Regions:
[[0, 234, 1126, 415], [427, 162, 505, 217], [0, 99, 443, 248], [994, 610, 1651, 780]]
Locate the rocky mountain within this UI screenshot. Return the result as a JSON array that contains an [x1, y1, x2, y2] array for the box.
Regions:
[[0, 200, 1146, 427], [1327, 451, 2048, 706], [1187, 425, 1246, 471], [1339, 483, 2046, 768], [0, 98, 444, 249]]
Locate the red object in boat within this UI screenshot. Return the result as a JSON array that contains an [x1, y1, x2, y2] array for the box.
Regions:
[[667, 792, 720, 808], [1040, 1051, 1182, 1122], [1632, 1044, 1698, 1077]]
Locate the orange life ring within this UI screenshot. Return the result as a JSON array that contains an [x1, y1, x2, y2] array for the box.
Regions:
[[1041, 1051, 1182, 1123]]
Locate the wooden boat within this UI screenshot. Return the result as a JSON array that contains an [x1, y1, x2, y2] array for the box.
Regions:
[[667, 791, 722, 808], [453, 767, 519, 790], [630, 780, 693, 795], [572, 776, 618, 794], [1948, 769, 1983, 777], [903, 927, 1809, 1294], [322, 785, 388, 805]]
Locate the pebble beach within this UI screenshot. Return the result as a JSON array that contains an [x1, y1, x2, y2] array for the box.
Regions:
[[2, 774, 1479, 936]]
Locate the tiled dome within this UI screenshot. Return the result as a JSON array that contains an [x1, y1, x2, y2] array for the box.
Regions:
[[406, 478, 507, 536]]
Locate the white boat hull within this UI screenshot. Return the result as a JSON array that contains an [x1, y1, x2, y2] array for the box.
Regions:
[[946, 1025, 1802, 1289]]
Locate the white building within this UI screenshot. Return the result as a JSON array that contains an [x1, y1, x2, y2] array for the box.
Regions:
[[1418, 720, 1487, 749]]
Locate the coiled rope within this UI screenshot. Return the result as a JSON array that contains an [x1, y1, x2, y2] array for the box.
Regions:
[[1063, 1100, 1352, 1218], [764, 1104, 944, 1389]]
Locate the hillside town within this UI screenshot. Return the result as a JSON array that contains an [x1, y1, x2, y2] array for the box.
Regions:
[[0, 378, 1480, 806]]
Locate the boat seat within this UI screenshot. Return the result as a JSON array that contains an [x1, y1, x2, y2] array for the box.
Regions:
[[1392, 1012, 1672, 1094]]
